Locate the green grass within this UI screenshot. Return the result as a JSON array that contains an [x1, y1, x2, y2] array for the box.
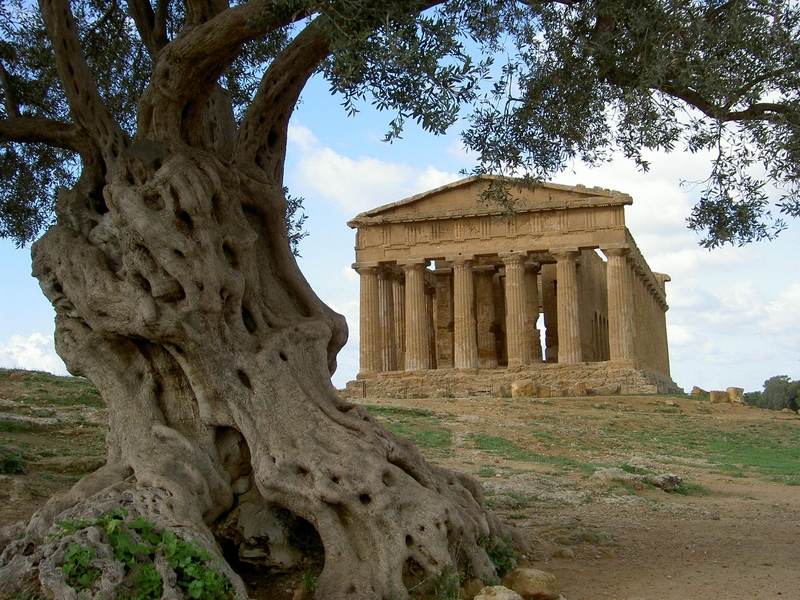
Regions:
[[0, 369, 104, 408], [596, 418, 800, 484], [365, 404, 453, 457], [364, 405, 438, 419], [467, 433, 596, 473], [476, 464, 496, 478], [0, 420, 33, 433]]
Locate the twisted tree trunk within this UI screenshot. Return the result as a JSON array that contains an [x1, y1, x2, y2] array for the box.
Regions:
[[0, 145, 507, 599], [0, 2, 512, 597]]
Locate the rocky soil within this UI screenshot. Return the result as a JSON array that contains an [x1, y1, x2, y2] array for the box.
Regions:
[[1, 368, 798, 599], [361, 394, 800, 600]]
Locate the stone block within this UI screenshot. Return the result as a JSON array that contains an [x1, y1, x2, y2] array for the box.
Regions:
[[463, 578, 487, 600], [535, 385, 551, 398], [709, 390, 729, 403], [475, 586, 523, 600], [499, 384, 512, 398], [690, 386, 709, 397], [589, 384, 621, 396], [511, 379, 535, 398], [502, 568, 559, 600], [572, 382, 587, 396], [726, 387, 744, 403]]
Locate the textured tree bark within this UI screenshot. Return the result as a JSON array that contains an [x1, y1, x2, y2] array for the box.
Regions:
[[0, 1, 512, 596], [0, 145, 509, 599]]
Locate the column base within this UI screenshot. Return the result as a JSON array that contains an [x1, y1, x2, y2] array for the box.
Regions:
[[342, 362, 683, 399]]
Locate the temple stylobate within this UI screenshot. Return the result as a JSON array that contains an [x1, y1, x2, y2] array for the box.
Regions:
[[344, 176, 682, 398]]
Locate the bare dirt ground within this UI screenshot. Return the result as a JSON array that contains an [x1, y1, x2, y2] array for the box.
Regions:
[[1, 369, 799, 599], [360, 394, 800, 600]]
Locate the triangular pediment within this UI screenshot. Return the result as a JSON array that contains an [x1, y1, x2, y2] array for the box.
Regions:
[[348, 176, 631, 226]]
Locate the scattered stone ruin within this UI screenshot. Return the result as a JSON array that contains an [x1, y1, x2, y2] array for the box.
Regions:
[[343, 176, 683, 398]]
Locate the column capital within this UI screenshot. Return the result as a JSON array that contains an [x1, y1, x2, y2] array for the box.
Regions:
[[445, 253, 476, 264], [499, 250, 528, 266], [524, 260, 541, 274], [600, 244, 631, 259], [397, 258, 429, 270], [352, 261, 381, 274], [550, 247, 580, 261]]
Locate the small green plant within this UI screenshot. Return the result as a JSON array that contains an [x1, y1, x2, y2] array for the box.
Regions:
[[302, 569, 319, 595], [56, 509, 234, 599], [620, 464, 651, 476], [0, 450, 26, 474], [0, 419, 32, 433], [431, 564, 463, 599], [61, 543, 100, 591], [476, 464, 496, 478], [504, 491, 531, 509], [481, 537, 516, 579]]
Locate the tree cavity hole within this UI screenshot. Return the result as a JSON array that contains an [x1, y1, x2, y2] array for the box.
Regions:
[[143, 192, 165, 211], [241, 306, 257, 333], [402, 558, 425, 590], [382, 470, 394, 487], [267, 128, 278, 148], [222, 243, 238, 268], [176, 210, 194, 233], [279, 351, 288, 362], [359, 493, 371, 505], [237, 369, 252, 389]]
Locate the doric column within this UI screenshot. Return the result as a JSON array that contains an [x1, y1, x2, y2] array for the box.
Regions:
[[391, 275, 405, 370], [551, 247, 582, 363], [525, 261, 543, 362], [602, 246, 635, 361], [474, 265, 498, 368], [378, 271, 397, 371], [500, 251, 531, 367], [448, 255, 479, 369], [354, 262, 382, 374], [399, 259, 431, 371], [433, 263, 454, 369]]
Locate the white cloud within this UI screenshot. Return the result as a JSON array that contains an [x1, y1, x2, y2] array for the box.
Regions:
[[0, 333, 68, 375], [288, 124, 460, 215], [341, 266, 359, 283]]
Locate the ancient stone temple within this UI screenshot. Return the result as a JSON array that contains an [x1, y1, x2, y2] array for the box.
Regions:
[[344, 176, 682, 398]]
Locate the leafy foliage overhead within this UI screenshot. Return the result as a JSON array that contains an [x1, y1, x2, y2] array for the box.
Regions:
[[1, 0, 798, 247]]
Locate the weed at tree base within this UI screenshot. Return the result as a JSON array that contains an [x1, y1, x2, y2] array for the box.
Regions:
[[56, 508, 235, 599]]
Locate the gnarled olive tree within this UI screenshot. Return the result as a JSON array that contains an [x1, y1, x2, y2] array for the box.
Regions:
[[0, 0, 798, 597]]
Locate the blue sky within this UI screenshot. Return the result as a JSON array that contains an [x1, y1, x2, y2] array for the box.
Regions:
[[2, 72, 799, 393]]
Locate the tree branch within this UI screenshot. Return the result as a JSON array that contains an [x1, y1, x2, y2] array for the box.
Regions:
[[153, 0, 169, 49], [0, 116, 89, 150], [723, 102, 797, 122], [127, 0, 170, 57], [235, 21, 330, 178], [184, 0, 228, 27], [127, 0, 157, 56], [0, 62, 20, 118], [139, 0, 309, 142], [38, 0, 129, 165], [658, 81, 796, 124]]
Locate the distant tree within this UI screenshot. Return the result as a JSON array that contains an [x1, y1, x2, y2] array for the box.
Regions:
[[760, 375, 800, 411], [1, 0, 800, 598], [743, 390, 762, 407]]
